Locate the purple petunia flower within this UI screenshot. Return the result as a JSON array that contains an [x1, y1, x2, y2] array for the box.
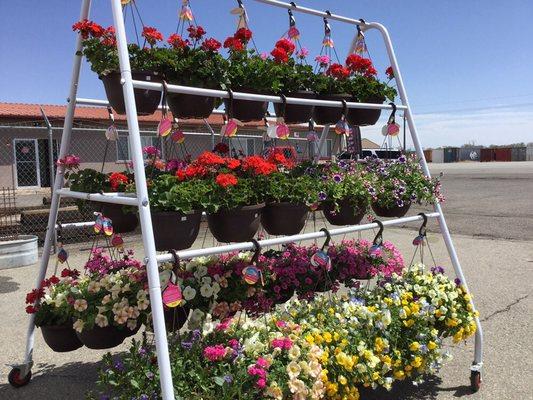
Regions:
[[318, 191, 327, 201], [333, 174, 343, 183], [454, 278, 462, 286]]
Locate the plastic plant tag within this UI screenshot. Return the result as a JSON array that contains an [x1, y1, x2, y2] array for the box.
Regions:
[[93, 214, 103, 234], [223, 119, 239, 137], [412, 235, 425, 246], [288, 26, 300, 40], [159, 270, 172, 291], [276, 123, 290, 140], [242, 266, 260, 285], [323, 36, 334, 48], [387, 122, 400, 136], [369, 244, 382, 259], [231, 7, 245, 15], [111, 234, 124, 249], [311, 250, 331, 271], [381, 124, 389, 136], [266, 125, 278, 139], [307, 132, 319, 142], [105, 125, 118, 141], [102, 218, 113, 237], [354, 39, 367, 54], [179, 4, 193, 21], [334, 120, 349, 135], [121, 0, 131, 4], [158, 118, 172, 137], [309, 202, 319, 211], [162, 281, 182, 308], [171, 129, 185, 144], [57, 248, 68, 263]]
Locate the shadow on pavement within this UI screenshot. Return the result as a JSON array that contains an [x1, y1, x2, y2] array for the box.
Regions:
[[0, 275, 20, 294]]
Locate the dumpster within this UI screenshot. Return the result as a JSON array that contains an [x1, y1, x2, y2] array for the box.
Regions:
[[443, 147, 458, 163], [511, 147, 526, 161], [432, 148, 444, 163], [480, 148, 494, 162], [494, 148, 512, 162], [459, 147, 482, 161]]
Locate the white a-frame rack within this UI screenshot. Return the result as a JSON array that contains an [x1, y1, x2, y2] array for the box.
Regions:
[[12, 0, 484, 397]]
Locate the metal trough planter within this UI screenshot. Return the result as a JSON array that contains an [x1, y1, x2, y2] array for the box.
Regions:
[[0, 235, 38, 269]]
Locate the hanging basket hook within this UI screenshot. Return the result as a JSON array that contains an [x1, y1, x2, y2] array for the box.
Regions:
[[320, 228, 332, 250], [372, 220, 384, 246], [288, 9, 296, 27], [168, 249, 180, 280], [388, 102, 397, 124], [418, 212, 428, 237], [250, 238, 261, 264], [341, 99, 348, 120], [279, 94, 287, 119], [226, 89, 234, 120], [323, 15, 331, 35]]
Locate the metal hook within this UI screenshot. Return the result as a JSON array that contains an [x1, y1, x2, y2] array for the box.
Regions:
[[288, 9, 296, 27], [418, 212, 428, 237], [250, 238, 261, 264], [341, 99, 348, 119], [56, 222, 63, 243], [226, 89, 234, 119], [169, 249, 180, 280], [323, 16, 331, 35], [388, 102, 397, 124], [320, 228, 332, 250], [372, 220, 384, 246], [237, 0, 244, 8], [279, 94, 287, 118]]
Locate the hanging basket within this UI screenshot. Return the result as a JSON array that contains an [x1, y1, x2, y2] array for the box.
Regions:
[[273, 91, 315, 124], [76, 325, 126, 350], [164, 306, 190, 332], [261, 202, 309, 236], [346, 95, 385, 126], [371, 201, 411, 218], [152, 210, 202, 251], [322, 199, 367, 226], [100, 71, 163, 116], [223, 87, 268, 122], [167, 90, 216, 119], [40, 324, 84, 353], [101, 203, 139, 234], [313, 93, 351, 125], [207, 204, 264, 243]]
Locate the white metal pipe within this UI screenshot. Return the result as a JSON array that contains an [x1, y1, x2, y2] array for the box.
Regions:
[[55, 189, 139, 206], [110, 1, 175, 398], [56, 221, 95, 229], [374, 22, 483, 367], [154, 213, 440, 263], [131, 80, 406, 111], [20, 0, 93, 373]]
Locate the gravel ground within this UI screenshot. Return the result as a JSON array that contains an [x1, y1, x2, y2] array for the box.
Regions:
[[1, 162, 532, 399]]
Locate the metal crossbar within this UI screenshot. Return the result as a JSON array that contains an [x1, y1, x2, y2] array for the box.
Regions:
[[15, 0, 483, 398]]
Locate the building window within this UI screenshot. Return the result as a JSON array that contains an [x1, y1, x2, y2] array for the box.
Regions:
[[116, 135, 162, 162]]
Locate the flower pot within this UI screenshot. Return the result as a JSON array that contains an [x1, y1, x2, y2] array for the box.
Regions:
[[164, 306, 189, 332], [207, 204, 264, 243], [346, 96, 384, 126], [261, 202, 309, 236], [273, 91, 315, 124], [167, 91, 216, 119], [323, 199, 367, 226], [100, 71, 162, 116], [151, 210, 202, 251], [101, 203, 139, 234], [76, 325, 126, 349], [313, 93, 351, 125], [224, 87, 268, 122], [371, 201, 411, 218], [41, 324, 84, 352]]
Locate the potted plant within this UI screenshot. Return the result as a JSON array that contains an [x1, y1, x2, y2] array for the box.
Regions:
[[223, 28, 275, 121], [148, 174, 211, 251], [25, 269, 84, 352], [73, 20, 164, 115], [260, 153, 317, 235], [366, 155, 443, 217], [342, 54, 394, 126], [163, 26, 228, 119], [72, 259, 149, 349], [270, 39, 315, 123], [68, 168, 139, 233], [319, 160, 371, 226], [312, 58, 352, 125]]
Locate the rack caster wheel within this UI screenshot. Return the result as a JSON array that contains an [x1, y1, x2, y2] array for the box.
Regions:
[[470, 370, 481, 392], [8, 367, 32, 388]]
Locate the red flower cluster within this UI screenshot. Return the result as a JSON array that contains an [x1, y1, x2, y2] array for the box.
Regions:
[[187, 25, 206, 40], [202, 38, 222, 52], [271, 47, 289, 63], [176, 164, 208, 181], [346, 54, 377, 77], [242, 156, 277, 176], [216, 173, 238, 188], [275, 38, 295, 55], [235, 28, 253, 43], [142, 26, 163, 46], [101, 26, 116, 47], [72, 19, 104, 39], [197, 151, 226, 167], [25, 288, 44, 306], [326, 63, 351, 80], [168, 33, 190, 49], [224, 28, 252, 52], [226, 158, 241, 170], [386, 66, 394, 79], [60, 268, 80, 278], [109, 172, 129, 191], [268, 152, 294, 169]]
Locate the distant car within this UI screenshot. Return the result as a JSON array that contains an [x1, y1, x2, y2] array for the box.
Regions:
[[361, 149, 403, 160]]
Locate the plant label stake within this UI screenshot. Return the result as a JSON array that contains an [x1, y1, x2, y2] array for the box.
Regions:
[[162, 282, 183, 308], [370, 220, 384, 259], [94, 213, 103, 234], [179, 0, 193, 22], [335, 100, 349, 135], [111, 234, 124, 251], [159, 270, 173, 291], [222, 119, 242, 137], [242, 239, 264, 285], [102, 217, 113, 237], [171, 128, 185, 144], [57, 246, 68, 263], [158, 117, 172, 137], [311, 228, 332, 272]]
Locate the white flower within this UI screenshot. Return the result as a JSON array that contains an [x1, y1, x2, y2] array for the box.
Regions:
[[200, 284, 214, 298], [127, 319, 138, 331], [95, 314, 109, 328], [211, 282, 221, 295], [73, 299, 88, 312], [288, 345, 301, 360], [73, 319, 84, 332], [121, 283, 131, 293], [201, 276, 212, 286], [114, 310, 129, 324], [190, 308, 204, 322], [87, 281, 100, 293], [183, 286, 196, 301], [101, 294, 112, 305], [193, 266, 208, 279], [287, 361, 301, 379], [137, 297, 150, 311]]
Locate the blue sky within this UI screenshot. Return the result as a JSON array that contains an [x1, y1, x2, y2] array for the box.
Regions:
[[1, 0, 532, 148]]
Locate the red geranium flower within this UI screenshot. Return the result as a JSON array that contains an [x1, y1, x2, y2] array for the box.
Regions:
[[271, 47, 289, 64], [346, 54, 376, 76], [216, 173, 238, 188], [364, 66, 378, 77], [197, 151, 226, 166], [168, 33, 189, 49], [109, 172, 129, 191], [242, 156, 277, 176], [225, 158, 241, 170], [326, 63, 350, 80], [72, 19, 104, 39], [214, 142, 229, 154], [224, 36, 244, 52], [101, 26, 116, 47], [175, 169, 186, 181], [234, 28, 252, 43], [142, 26, 163, 46], [275, 38, 295, 55], [202, 38, 222, 52], [386, 66, 394, 79], [187, 25, 206, 40]]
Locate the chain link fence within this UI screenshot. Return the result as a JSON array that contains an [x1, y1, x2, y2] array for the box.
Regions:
[[0, 119, 323, 246]]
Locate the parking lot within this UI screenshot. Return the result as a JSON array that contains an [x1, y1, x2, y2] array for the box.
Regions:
[[0, 161, 532, 399]]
